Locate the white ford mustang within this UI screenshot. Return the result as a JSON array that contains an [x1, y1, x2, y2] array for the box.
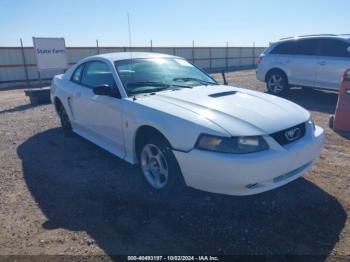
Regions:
[[51, 52, 325, 196]]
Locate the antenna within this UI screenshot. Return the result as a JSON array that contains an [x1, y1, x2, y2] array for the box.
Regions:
[[127, 13, 133, 57], [126, 12, 135, 99]]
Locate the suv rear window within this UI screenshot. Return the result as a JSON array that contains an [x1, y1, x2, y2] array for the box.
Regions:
[[270, 42, 293, 55], [270, 39, 318, 56]]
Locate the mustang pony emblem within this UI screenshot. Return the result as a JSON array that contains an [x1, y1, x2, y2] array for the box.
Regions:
[[284, 127, 301, 141]]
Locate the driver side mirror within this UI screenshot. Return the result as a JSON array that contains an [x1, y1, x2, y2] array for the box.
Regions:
[[93, 85, 115, 97]]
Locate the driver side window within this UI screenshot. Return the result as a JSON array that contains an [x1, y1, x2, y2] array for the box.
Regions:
[[81, 61, 117, 89]]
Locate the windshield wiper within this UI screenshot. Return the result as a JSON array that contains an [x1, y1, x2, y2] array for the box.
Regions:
[[128, 86, 170, 95], [171, 84, 193, 89], [128, 81, 170, 88], [128, 81, 171, 95], [128, 81, 194, 95], [173, 77, 218, 86]]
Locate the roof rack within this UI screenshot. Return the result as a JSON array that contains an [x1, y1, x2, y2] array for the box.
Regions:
[[280, 34, 350, 40]]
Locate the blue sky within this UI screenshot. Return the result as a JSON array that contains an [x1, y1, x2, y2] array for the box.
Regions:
[[1, 0, 349, 47]]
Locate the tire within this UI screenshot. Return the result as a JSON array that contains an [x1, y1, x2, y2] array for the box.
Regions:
[[329, 115, 334, 129], [266, 70, 289, 95], [138, 135, 186, 199], [58, 106, 73, 137]]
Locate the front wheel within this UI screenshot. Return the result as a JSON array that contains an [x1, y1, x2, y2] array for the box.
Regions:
[[138, 137, 185, 198], [266, 71, 289, 95]]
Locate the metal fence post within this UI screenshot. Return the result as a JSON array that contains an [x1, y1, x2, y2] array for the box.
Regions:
[[239, 47, 242, 69], [226, 41, 229, 72], [192, 40, 195, 64], [37, 70, 42, 88], [252, 42, 255, 67], [20, 38, 30, 87], [209, 47, 212, 72], [1, 44, 269, 89], [96, 39, 100, 54]]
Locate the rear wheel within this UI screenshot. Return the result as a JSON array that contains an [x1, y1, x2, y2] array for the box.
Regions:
[[266, 71, 289, 95], [138, 135, 185, 198], [58, 106, 73, 136]]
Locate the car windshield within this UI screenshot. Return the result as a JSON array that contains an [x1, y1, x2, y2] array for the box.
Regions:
[[114, 58, 217, 96]]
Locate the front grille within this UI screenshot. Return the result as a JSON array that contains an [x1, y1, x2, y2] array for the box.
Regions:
[[271, 122, 306, 146]]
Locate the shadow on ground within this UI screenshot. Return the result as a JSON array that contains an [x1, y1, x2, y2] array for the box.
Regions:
[[18, 128, 346, 258], [0, 103, 38, 114], [335, 131, 350, 140], [282, 88, 338, 114]]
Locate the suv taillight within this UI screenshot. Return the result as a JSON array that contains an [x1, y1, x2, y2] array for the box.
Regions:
[[344, 69, 350, 82], [257, 55, 264, 64]]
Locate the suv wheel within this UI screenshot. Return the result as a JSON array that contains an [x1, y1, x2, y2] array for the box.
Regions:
[[266, 71, 289, 95]]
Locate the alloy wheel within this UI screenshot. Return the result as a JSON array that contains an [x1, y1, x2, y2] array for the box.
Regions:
[[268, 74, 284, 93], [141, 144, 169, 189]]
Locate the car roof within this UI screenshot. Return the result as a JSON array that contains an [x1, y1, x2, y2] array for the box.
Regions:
[[273, 35, 350, 44], [89, 52, 181, 62]]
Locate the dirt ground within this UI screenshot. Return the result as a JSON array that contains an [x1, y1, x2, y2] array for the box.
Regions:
[[0, 70, 349, 261]]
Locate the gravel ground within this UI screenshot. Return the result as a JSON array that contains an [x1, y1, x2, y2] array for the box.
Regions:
[[0, 70, 349, 261]]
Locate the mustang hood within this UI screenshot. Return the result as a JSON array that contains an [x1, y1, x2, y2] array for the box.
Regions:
[[142, 85, 310, 136]]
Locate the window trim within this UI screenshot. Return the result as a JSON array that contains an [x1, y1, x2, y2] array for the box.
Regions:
[[70, 63, 85, 84]]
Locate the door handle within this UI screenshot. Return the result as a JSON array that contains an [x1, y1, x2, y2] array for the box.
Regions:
[[319, 61, 327, 66]]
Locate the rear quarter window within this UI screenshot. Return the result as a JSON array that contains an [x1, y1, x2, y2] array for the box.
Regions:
[[270, 42, 292, 55], [270, 39, 318, 56], [71, 64, 84, 83]]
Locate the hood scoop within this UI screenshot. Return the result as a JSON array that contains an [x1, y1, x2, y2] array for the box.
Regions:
[[208, 91, 237, 98]]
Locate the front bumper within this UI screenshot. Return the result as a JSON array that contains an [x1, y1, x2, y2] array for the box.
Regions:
[[173, 125, 325, 196]]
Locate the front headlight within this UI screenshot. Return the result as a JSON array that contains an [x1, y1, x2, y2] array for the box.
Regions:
[[195, 134, 269, 154]]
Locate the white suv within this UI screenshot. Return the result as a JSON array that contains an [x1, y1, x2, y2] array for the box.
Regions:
[[256, 35, 350, 95]]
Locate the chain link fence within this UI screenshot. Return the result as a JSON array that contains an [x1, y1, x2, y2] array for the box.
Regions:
[[0, 41, 265, 89]]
